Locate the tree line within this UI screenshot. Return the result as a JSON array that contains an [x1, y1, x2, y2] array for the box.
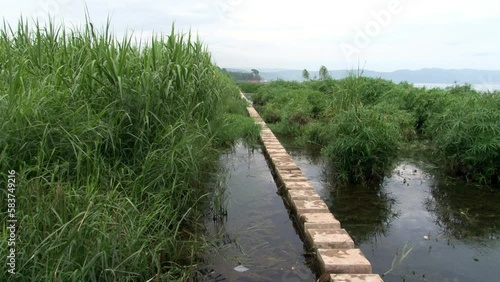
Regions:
[[222, 68, 262, 82]]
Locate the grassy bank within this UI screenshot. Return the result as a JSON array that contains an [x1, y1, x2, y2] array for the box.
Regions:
[[252, 75, 499, 186], [0, 18, 259, 281]]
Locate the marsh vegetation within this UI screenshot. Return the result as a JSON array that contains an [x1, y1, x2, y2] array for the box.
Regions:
[[251, 72, 500, 186], [0, 18, 259, 281]]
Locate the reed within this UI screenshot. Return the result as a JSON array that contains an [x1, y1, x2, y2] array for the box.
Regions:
[[0, 17, 257, 281]]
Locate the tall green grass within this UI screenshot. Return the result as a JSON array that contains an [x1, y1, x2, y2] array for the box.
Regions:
[[426, 94, 500, 184], [236, 81, 264, 93], [255, 75, 405, 184], [253, 73, 500, 186], [322, 107, 402, 183], [0, 18, 258, 281]]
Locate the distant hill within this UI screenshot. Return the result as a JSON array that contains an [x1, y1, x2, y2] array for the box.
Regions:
[[227, 68, 500, 84]]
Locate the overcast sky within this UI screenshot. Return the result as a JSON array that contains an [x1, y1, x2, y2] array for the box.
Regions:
[[2, 0, 500, 71]]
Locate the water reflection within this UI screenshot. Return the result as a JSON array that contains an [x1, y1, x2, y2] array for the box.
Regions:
[[278, 136, 500, 282], [201, 141, 316, 282], [322, 178, 399, 245], [426, 179, 500, 240], [283, 139, 399, 245]]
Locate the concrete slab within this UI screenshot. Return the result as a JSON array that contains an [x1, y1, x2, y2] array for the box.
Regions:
[[268, 152, 290, 158], [276, 166, 302, 173], [261, 137, 280, 143], [265, 147, 286, 152], [287, 189, 322, 201], [305, 228, 355, 249], [270, 156, 295, 164], [273, 160, 297, 168], [300, 213, 341, 229], [265, 148, 288, 154], [278, 170, 306, 177], [261, 139, 281, 144], [280, 173, 309, 183], [262, 140, 281, 144], [261, 134, 276, 139], [292, 199, 330, 214], [263, 143, 282, 148], [317, 249, 372, 274], [275, 166, 300, 173], [283, 181, 315, 191], [261, 136, 277, 141], [262, 142, 283, 146], [329, 274, 384, 282], [246, 107, 259, 115]]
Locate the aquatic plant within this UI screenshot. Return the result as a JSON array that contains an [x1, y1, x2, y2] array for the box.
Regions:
[[236, 81, 264, 93], [252, 72, 500, 186], [426, 94, 500, 184], [322, 107, 402, 183], [383, 242, 414, 277]]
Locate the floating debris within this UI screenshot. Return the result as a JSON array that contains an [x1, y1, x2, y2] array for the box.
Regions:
[[234, 265, 249, 273]]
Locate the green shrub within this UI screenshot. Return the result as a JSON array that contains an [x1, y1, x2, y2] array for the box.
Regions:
[[251, 72, 500, 186], [252, 80, 303, 106], [322, 107, 402, 184], [303, 121, 329, 145], [261, 101, 283, 123], [281, 90, 314, 125], [355, 77, 398, 106], [268, 121, 303, 136], [369, 102, 417, 141], [445, 83, 479, 96], [307, 90, 329, 118], [260, 89, 327, 138], [303, 79, 338, 94], [216, 114, 261, 144], [407, 88, 455, 134], [426, 95, 500, 184], [236, 81, 264, 93]]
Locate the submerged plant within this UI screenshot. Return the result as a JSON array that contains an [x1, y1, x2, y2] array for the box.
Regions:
[[211, 174, 229, 222], [383, 242, 414, 277]]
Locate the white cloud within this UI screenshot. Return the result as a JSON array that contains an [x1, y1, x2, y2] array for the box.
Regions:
[[2, 0, 499, 71]]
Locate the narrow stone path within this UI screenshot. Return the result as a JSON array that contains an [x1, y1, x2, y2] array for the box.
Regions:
[[241, 93, 384, 282]]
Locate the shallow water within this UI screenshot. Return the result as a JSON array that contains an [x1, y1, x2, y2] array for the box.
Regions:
[[281, 139, 500, 282], [201, 141, 316, 282]]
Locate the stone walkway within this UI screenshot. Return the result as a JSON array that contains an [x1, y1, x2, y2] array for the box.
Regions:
[[241, 93, 384, 282]]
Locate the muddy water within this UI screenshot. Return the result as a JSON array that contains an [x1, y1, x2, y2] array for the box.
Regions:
[[280, 139, 500, 282], [201, 141, 316, 282]]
